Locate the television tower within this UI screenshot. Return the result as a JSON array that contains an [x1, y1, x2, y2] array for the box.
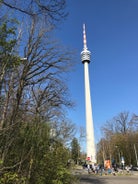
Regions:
[[81, 24, 96, 163]]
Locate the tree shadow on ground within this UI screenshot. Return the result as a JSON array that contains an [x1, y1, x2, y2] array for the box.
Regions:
[[79, 175, 107, 184]]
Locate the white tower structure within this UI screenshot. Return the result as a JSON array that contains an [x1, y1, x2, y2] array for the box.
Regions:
[[81, 24, 96, 163]]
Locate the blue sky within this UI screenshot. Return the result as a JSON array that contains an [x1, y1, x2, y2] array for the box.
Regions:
[[56, 0, 138, 145]]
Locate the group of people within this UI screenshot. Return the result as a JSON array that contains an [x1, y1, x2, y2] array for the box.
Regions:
[[83, 163, 104, 175], [83, 163, 132, 176]]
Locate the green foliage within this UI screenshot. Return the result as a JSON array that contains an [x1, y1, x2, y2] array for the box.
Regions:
[[52, 167, 73, 184], [97, 112, 138, 165], [0, 121, 76, 184], [0, 23, 16, 50], [0, 172, 26, 184], [71, 137, 80, 164], [28, 133, 73, 184], [0, 20, 20, 69]]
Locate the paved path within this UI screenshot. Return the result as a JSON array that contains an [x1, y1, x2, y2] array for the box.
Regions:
[[73, 167, 138, 184], [79, 175, 138, 184]]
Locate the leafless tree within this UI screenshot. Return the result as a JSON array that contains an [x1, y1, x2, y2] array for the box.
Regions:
[[97, 112, 138, 165], [0, 10, 74, 127], [1, 0, 68, 25], [0, 2, 76, 178], [102, 112, 135, 136], [131, 114, 138, 129]]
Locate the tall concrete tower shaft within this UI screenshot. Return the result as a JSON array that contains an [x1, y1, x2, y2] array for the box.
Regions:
[[81, 24, 96, 163]]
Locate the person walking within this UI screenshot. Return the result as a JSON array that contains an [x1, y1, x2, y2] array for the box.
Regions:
[[87, 164, 91, 174]]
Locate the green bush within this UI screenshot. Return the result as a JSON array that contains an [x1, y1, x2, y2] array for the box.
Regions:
[[0, 172, 26, 184]]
